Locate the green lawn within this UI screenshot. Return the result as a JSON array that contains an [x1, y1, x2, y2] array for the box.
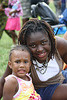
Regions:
[[0, 32, 13, 77], [49, 1, 56, 13]]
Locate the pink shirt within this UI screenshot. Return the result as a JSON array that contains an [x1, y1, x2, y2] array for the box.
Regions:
[[5, 0, 23, 18]]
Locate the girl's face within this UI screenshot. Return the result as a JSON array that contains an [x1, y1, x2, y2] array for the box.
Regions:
[[8, 50, 31, 79], [27, 31, 51, 63]]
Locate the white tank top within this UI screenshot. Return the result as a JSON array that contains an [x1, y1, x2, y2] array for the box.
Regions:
[[34, 57, 60, 81]]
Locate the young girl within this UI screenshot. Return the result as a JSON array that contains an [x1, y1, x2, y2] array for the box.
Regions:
[[5, 0, 23, 31], [3, 45, 41, 100]]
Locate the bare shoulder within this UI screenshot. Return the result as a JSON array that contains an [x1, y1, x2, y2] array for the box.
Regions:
[[55, 36, 67, 63], [3, 76, 18, 100], [4, 76, 18, 88]]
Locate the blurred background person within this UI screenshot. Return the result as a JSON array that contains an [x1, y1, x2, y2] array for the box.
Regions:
[[0, 0, 18, 44], [53, 0, 61, 16], [5, 0, 23, 44], [20, 0, 31, 25]]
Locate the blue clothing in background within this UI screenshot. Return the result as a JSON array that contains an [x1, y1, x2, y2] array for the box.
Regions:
[[59, 8, 67, 26], [61, 0, 66, 13], [62, 69, 67, 83]]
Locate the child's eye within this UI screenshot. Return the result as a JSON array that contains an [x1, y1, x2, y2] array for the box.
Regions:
[[15, 60, 20, 63], [24, 60, 28, 64]]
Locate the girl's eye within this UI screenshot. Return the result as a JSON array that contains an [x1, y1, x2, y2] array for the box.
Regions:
[[15, 60, 20, 63], [24, 60, 28, 64], [30, 44, 36, 48], [41, 41, 48, 45]]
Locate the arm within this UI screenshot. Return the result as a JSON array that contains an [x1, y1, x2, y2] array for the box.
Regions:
[[3, 77, 18, 100], [9, 10, 20, 15], [55, 36, 67, 64], [9, 0, 21, 16], [0, 65, 12, 99]]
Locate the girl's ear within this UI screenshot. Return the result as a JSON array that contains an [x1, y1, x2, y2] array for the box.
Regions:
[[8, 61, 12, 69]]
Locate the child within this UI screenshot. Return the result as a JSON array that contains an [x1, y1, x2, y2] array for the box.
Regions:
[[3, 45, 41, 100], [5, 0, 23, 31]]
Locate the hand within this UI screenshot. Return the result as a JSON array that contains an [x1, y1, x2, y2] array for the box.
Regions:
[[9, 10, 16, 15], [9, 9, 20, 16]]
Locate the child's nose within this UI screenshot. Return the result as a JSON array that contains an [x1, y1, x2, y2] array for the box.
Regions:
[[20, 62, 25, 68]]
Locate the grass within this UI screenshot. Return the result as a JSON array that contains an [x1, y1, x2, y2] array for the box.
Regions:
[[49, 1, 56, 13], [0, 32, 13, 77]]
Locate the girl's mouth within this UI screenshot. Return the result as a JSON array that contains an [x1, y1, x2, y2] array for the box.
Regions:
[[37, 52, 47, 58], [18, 69, 25, 74]]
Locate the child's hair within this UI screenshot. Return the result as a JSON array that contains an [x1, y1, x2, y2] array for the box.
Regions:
[[18, 18, 56, 59], [9, 44, 32, 61]]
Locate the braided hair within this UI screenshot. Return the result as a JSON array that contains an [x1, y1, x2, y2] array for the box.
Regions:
[[18, 18, 56, 59], [9, 44, 32, 61]]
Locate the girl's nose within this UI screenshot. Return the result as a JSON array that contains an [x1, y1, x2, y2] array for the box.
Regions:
[[20, 62, 24, 68], [37, 45, 43, 52]]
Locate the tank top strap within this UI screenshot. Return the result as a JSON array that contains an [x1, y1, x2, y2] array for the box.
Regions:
[[5, 74, 18, 81]]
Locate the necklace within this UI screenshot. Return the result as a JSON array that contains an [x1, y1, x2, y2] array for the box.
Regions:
[[33, 58, 48, 74]]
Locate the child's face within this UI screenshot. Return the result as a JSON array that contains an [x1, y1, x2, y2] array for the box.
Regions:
[[8, 50, 31, 78], [27, 31, 51, 63]]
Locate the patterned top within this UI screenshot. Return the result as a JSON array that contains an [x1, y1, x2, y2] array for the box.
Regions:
[[5, 0, 23, 18], [5, 74, 41, 100]]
